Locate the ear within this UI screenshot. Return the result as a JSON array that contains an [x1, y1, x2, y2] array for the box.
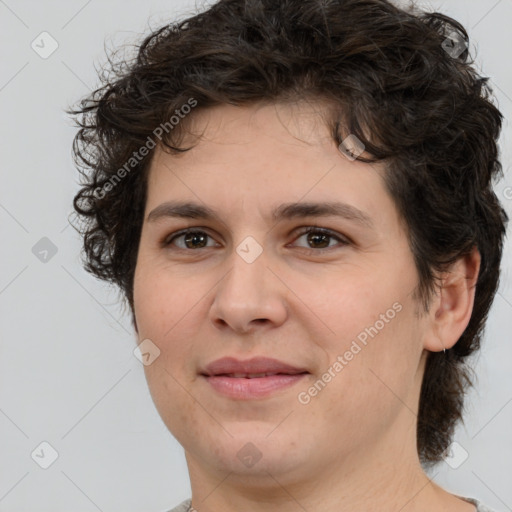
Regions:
[[423, 246, 481, 352]]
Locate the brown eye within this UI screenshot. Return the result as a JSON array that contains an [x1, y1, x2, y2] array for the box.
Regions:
[[165, 230, 218, 249], [305, 231, 331, 249], [292, 227, 349, 251]]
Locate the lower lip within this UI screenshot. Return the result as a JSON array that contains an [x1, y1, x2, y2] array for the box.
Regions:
[[203, 374, 308, 399]]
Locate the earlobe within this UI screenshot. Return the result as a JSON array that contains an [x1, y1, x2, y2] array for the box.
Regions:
[[423, 246, 481, 352]]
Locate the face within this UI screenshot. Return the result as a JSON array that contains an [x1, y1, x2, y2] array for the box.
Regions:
[[133, 101, 430, 486]]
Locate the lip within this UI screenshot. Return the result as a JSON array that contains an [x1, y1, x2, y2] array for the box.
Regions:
[[201, 357, 309, 400], [203, 356, 308, 376]]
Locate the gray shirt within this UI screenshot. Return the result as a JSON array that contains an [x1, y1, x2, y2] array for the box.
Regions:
[[165, 496, 498, 511]]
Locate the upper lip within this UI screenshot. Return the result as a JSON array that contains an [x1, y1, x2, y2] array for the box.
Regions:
[[202, 357, 309, 377]]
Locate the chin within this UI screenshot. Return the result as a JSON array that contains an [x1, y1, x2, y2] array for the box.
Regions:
[[187, 427, 308, 478]]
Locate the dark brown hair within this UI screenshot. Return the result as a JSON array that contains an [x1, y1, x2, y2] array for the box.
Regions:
[[69, 0, 508, 466]]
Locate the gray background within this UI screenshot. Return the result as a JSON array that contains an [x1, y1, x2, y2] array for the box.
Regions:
[[0, 0, 510, 511]]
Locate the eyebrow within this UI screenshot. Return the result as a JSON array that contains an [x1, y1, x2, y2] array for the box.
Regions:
[[147, 200, 374, 228]]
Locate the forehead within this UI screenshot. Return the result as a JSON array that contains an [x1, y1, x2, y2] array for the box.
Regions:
[[144, 102, 402, 236], [148, 101, 367, 183]]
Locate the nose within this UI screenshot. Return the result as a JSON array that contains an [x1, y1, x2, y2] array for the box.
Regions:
[[209, 244, 288, 334]]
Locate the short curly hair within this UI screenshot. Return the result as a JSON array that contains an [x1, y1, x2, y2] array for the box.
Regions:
[[69, 0, 508, 466]]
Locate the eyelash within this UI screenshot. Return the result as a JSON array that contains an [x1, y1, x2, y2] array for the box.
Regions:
[[162, 226, 350, 253]]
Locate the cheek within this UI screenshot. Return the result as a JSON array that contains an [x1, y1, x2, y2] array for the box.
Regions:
[[342, 301, 421, 406], [133, 256, 197, 340], [133, 259, 206, 393], [133, 261, 202, 427], [313, 269, 399, 343], [314, 262, 422, 400], [142, 363, 206, 452]]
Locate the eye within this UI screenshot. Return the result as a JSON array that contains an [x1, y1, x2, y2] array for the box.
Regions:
[[163, 229, 219, 250], [162, 226, 350, 252], [290, 227, 349, 252]]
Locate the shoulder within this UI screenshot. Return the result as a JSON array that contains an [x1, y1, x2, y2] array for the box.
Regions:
[[164, 497, 499, 512], [163, 498, 191, 512], [459, 495, 499, 512]]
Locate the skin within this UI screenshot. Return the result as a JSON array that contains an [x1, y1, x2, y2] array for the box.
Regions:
[[133, 101, 480, 512]]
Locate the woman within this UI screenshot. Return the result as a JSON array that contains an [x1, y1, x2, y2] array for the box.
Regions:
[[70, 0, 508, 510]]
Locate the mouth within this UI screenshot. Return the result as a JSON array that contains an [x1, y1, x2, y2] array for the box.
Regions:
[[213, 372, 304, 378], [200, 357, 309, 399]]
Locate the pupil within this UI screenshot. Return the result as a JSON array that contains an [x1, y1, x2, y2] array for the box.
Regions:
[[185, 232, 207, 248], [308, 232, 329, 248]]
